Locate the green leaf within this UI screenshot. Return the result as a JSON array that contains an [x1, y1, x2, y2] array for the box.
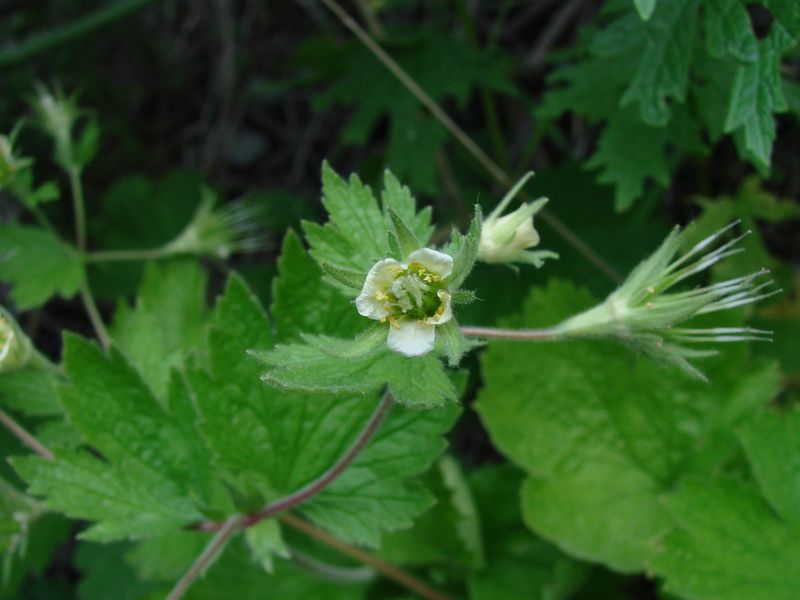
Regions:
[[466, 465, 589, 600], [704, 0, 758, 61], [321, 263, 365, 291], [724, 24, 794, 169], [737, 409, 800, 526], [304, 164, 433, 277], [0, 368, 61, 417], [75, 118, 101, 169], [387, 207, 420, 260], [0, 225, 82, 309], [476, 279, 780, 572], [272, 231, 363, 341], [13, 451, 202, 541], [435, 320, 474, 367], [633, 0, 657, 20], [379, 455, 484, 569], [110, 259, 207, 399], [255, 343, 458, 407], [651, 477, 800, 600], [446, 206, 482, 289], [300, 326, 386, 360], [75, 542, 159, 600], [621, 0, 698, 126], [586, 108, 705, 210], [302, 402, 460, 547], [763, 0, 800, 38]]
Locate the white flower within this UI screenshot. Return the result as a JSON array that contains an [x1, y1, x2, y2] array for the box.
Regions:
[[356, 248, 454, 357], [477, 172, 557, 267]]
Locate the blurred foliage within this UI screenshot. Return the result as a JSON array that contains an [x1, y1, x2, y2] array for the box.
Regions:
[[0, 1, 798, 599]]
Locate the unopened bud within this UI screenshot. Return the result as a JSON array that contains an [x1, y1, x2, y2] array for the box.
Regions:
[[0, 308, 33, 374], [477, 172, 557, 267]]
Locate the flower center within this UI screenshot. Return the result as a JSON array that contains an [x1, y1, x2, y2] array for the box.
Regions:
[[377, 262, 446, 321]]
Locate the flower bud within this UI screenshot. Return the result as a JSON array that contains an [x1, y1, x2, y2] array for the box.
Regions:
[[30, 83, 81, 170], [555, 222, 778, 379], [0, 129, 32, 190], [477, 172, 557, 267], [0, 308, 33, 374]]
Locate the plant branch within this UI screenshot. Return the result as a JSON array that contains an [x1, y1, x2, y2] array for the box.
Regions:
[[289, 545, 377, 583], [166, 515, 241, 600], [460, 325, 561, 341], [197, 391, 393, 532], [0, 409, 54, 460], [68, 168, 111, 348], [315, 0, 622, 283], [84, 247, 172, 262], [281, 513, 453, 600], [0, 0, 160, 67]]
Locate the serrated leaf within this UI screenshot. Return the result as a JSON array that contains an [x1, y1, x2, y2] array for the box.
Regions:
[[621, 0, 698, 126], [255, 343, 458, 407], [651, 477, 800, 600], [586, 108, 705, 210], [304, 164, 434, 277], [387, 207, 420, 260], [476, 279, 780, 572], [300, 326, 386, 360], [321, 263, 365, 291], [272, 231, 363, 341], [724, 23, 794, 168], [445, 206, 482, 289], [704, 0, 758, 61], [13, 451, 202, 542], [0, 225, 82, 309], [110, 259, 207, 399], [763, 0, 800, 38]]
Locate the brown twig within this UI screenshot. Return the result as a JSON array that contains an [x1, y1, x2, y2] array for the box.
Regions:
[[0, 408, 54, 460]]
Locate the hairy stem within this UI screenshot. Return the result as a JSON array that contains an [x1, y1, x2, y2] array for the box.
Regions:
[[461, 325, 561, 341], [166, 516, 241, 600], [316, 0, 622, 283], [84, 247, 172, 262], [197, 392, 393, 532], [68, 168, 111, 348], [0, 409, 54, 460], [281, 514, 453, 600], [0, 0, 159, 67]]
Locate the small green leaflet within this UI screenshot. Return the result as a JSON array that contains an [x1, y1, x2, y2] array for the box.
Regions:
[[704, 0, 758, 62], [0, 225, 82, 309], [303, 163, 433, 277], [476, 279, 780, 572]]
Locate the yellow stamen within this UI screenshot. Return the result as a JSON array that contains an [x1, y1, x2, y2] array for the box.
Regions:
[[387, 316, 401, 330]]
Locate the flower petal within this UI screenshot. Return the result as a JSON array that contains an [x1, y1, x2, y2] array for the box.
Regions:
[[407, 248, 453, 279], [355, 258, 402, 320], [387, 320, 436, 357]]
